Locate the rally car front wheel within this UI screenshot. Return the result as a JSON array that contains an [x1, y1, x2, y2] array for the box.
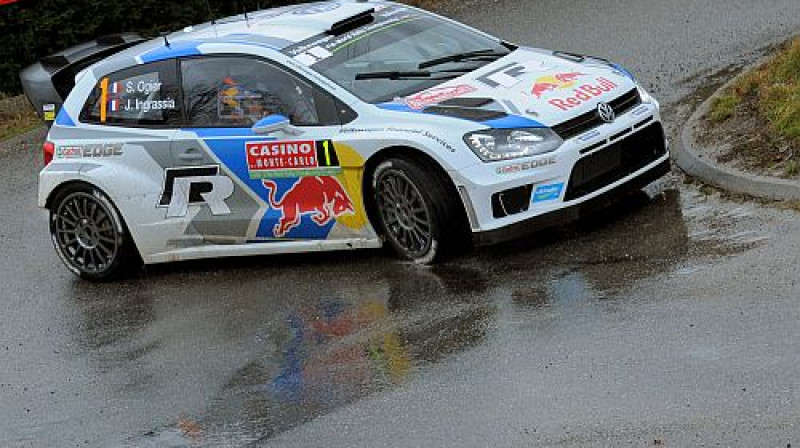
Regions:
[[49, 184, 141, 281], [372, 158, 467, 264]]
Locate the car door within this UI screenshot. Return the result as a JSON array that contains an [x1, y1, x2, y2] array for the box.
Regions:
[[170, 55, 358, 244]]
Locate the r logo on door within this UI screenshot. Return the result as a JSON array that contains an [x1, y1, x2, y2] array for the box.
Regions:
[[159, 165, 235, 218]]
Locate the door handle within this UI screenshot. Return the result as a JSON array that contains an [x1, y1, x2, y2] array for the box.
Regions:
[[178, 151, 204, 162]]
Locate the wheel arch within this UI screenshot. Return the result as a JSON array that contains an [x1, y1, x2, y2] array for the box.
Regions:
[[45, 179, 143, 262], [362, 146, 472, 240], [45, 179, 104, 210]]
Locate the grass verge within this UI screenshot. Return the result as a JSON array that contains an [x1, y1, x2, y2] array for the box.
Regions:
[[0, 94, 41, 142], [707, 37, 800, 178]]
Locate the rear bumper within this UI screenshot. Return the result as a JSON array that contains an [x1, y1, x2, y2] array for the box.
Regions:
[[472, 158, 670, 246]]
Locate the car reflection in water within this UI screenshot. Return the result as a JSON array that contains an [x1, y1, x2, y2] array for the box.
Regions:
[[271, 297, 412, 405], [115, 265, 493, 447], [82, 186, 736, 448]]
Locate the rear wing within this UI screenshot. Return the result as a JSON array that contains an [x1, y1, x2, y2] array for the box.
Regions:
[[19, 33, 145, 124]]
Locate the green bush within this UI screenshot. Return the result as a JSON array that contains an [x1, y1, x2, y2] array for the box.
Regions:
[[0, 0, 298, 94]]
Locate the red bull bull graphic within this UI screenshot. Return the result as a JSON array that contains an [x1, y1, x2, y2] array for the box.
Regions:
[[263, 176, 355, 238], [530, 72, 586, 98], [246, 139, 341, 179]]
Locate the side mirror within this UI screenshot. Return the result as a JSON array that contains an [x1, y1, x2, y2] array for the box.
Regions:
[[252, 115, 303, 135]]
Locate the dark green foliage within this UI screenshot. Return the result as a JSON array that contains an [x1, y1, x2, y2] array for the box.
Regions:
[[0, 0, 301, 94]]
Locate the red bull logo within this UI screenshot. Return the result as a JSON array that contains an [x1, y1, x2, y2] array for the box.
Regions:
[[530, 72, 586, 98], [262, 176, 355, 237], [548, 77, 618, 111]]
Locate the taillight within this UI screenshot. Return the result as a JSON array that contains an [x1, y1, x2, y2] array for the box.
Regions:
[[43, 141, 55, 166]]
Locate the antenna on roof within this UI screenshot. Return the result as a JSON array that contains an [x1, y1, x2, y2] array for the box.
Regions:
[[205, 0, 218, 36], [204, 0, 213, 21], [244, 8, 250, 27], [163, 35, 171, 47]]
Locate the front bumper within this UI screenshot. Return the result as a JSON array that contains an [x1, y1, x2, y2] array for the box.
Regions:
[[453, 102, 670, 245], [472, 158, 670, 246]]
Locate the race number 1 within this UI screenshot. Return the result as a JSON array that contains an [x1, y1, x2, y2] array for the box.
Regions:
[[99, 77, 109, 123]]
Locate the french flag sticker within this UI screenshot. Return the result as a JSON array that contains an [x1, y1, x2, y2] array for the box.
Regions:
[[109, 99, 120, 112], [110, 82, 122, 95]]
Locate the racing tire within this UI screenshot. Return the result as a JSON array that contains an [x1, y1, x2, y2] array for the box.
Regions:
[[49, 184, 141, 282], [372, 158, 468, 264]]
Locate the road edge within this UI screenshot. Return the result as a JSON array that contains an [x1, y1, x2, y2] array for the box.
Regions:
[[674, 66, 800, 201]]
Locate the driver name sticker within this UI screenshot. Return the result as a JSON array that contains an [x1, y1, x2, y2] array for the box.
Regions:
[[246, 140, 342, 179], [99, 72, 176, 122]]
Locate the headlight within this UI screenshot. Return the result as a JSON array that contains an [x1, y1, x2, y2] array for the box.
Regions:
[[464, 128, 563, 162]]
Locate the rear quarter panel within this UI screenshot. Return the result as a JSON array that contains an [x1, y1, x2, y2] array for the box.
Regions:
[[41, 74, 182, 261]]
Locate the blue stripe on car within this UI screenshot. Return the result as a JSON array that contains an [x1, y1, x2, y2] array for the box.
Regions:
[[140, 37, 286, 65], [140, 41, 202, 63], [186, 128, 270, 138], [611, 63, 635, 81], [376, 103, 418, 113], [376, 103, 545, 128], [482, 115, 544, 129], [55, 108, 75, 127], [222, 33, 293, 49]]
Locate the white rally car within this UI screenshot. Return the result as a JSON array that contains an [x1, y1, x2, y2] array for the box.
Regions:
[[22, 0, 670, 280]]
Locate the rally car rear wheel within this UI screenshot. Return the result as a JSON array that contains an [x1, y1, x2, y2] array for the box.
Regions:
[[50, 184, 140, 281], [372, 158, 465, 264]]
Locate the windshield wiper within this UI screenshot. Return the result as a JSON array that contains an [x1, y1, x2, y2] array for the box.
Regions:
[[354, 68, 474, 81], [355, 71, 433, 80], [417, 49, 509, 69]]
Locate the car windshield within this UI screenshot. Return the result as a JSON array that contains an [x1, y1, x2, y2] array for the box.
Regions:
[[284, 6, 510, 103]]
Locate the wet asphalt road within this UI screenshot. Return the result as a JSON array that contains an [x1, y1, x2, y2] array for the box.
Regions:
[[3, 1, 800, 447]]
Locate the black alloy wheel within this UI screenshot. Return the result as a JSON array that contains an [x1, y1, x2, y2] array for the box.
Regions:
[[50, 185, 140, 281], [372, 157, 469, 264], [376, 168, 434, 259]]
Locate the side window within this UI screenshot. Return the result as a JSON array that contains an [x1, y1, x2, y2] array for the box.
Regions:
[[181, 57, 339, 128], [80, 60, 181, 127]]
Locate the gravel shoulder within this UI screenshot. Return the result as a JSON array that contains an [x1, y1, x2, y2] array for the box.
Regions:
[[0, 125, 46, 157]]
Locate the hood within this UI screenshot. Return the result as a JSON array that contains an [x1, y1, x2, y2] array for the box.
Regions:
[[396, 47, 638, 128]]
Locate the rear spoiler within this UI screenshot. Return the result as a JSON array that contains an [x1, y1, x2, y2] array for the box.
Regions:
[[19, 33, 145, 124]]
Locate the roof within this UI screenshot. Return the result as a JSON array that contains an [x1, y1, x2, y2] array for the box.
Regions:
[[117, 0, 381, 62], [174, 1, 379, 45], [96, 1, 390, 70]]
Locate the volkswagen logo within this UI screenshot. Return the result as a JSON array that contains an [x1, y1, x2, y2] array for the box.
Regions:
[[597, 102, 616, 123]]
